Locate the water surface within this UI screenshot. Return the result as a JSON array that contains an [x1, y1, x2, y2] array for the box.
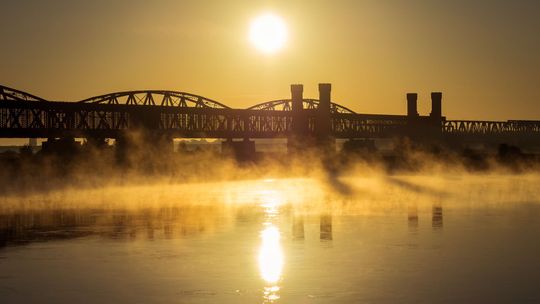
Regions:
[[1, 175, 540, 303]]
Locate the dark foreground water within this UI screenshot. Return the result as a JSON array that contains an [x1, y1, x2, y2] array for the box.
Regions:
[[1, 175, 540, 303]]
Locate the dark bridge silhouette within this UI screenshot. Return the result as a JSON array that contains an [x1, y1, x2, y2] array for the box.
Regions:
[[1, 83, 540, 152]]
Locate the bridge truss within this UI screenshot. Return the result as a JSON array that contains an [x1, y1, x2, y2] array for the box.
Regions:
[[1, 85, 540, 145]]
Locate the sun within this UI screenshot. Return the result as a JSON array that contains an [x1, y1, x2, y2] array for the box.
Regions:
[[249, 13, 288, 54]]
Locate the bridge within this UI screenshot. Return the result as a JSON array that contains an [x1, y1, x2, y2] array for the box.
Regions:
[[1, 83, 540, 153]]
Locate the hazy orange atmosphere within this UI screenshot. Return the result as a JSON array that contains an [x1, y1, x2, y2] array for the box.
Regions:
[[1, 0, 539, 120], [3, 2, 540, 303]]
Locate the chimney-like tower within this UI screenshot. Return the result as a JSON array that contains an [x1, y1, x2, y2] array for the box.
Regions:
[[291, 84, 305, 136], [317, 83, 332, 138], [291, 84, 304, 113], [406, 93, 418, 117], [430, 92, 442, 119], [318, 83, 331, 112]]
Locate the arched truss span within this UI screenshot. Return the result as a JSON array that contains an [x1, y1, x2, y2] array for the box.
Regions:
[[0, 85, 47, 102], [78, 90, 230, 109], [247, 99, 356, 114]]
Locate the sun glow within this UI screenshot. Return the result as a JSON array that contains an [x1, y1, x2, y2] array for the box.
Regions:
[[258, 225, 284, 284], [249, 13, 288, 54]]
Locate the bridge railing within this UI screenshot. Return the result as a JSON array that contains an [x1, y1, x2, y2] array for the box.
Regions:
[[443, 120, 540, 135], [0, 99, 415, 138], [331, 113, 408, 138], [0, 100, 297, 138], [3, 97, 540, 140], [0, 102, 129, 129], [159, 108, 293, 137]]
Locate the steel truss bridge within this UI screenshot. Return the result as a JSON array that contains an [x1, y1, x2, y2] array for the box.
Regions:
[[1, 84, 540, 147]]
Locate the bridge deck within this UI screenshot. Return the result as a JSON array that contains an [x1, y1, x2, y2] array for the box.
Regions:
[[2, 85, 540, 145]]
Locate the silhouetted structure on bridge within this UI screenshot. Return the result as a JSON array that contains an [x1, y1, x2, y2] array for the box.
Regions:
[[2, 83, 540, 158]]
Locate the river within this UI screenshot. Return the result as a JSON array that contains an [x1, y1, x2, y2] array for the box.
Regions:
[[1, 175, 539, 303]]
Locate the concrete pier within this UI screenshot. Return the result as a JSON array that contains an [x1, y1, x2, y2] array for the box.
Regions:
[[221, 138, 256, 161]]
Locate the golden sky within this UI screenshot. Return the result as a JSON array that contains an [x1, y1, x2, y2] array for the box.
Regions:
[[1, 0, 539, 121]]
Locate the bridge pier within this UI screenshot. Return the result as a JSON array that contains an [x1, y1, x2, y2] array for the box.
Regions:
[[221, 138, 256, 162], [287, 84, 311, 154], [115, 133, 136, 167], [115, 131, 173, 169], [316, 83, 336, 154], [114, 106, 174, 169], [406, 93, 421, 140], [287, 83, 336, 155], [41, 137, 81, 156], [405, 92, 445, 145], [84, 137, 108, 149], [342, 139, 377, 156], [429, 92, 444, 139]]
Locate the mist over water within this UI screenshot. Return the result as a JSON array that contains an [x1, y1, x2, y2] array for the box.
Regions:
[[2, 135, 540, 303], [2, 0, 540, 301], [2, 134, 540, 196], [2, 156, 540, 303]]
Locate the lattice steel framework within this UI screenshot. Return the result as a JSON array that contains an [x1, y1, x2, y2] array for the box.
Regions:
[[0, 85, 47, 102], [79, 90, 230, 109], [444, 120, 540, 134], [247, 99, 356, 114], [332, 113, 408, 138], [1, 84, 540, 144]]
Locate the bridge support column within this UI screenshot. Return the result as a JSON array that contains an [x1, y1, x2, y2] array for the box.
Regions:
[[405, 92, 444, 145], [342, 139, 376, 156], [115, 105, 174, 169], [84, 137, 108, 149], [429, 92, 444, 137], [222, 138, 256, 162], [287, 84, 311, 154], [430, 92, 442, 120], [316, 83, 335, 153], [28, 138, 38, 148], [81, 137, 110, 159], [407, 93, 419, 118], [406, 93, 420, 139], [151, 133, 174, 156], [115, 131, 173, 169], [41, 137, 81, 156]]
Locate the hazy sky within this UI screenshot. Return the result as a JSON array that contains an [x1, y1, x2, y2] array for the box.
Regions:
[[1, 0, 539, 120]]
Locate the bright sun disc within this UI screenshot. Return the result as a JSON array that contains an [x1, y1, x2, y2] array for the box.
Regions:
[[249, 13, 288, 54]]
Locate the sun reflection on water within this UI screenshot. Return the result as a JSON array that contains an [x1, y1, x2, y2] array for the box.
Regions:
[[260, 189, 283, 214], [259, 226, 284, 284], [257, 184, 284, 302]]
